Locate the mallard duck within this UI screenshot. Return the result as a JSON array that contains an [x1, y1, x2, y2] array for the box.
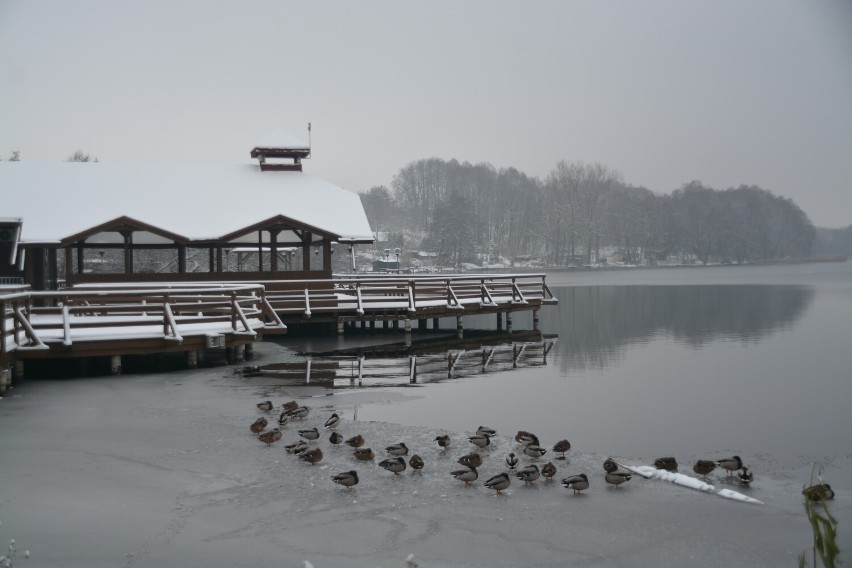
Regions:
[[300, 448, 324, 465], [505, 452, 519, 470], [435, 434, 451, 449], [324, 413, 341, 429], [386, 442, 409, 456], [258, 428, 282, 446], [329, 431, 344, 445], [285, 440, 309, 454], [250, 417, 268, 434], [654, 457, 678, 472], [603, 458, 619, 473], [257, 400, 273, 412], [692, 460, 716, 477], [716, 456, 743, 476], [409, 454, 425, 471], [515, 431, 539, 445], [277, 412, 291, 427], [287, 405, 311, 420], [605, 470, 632, 488], [354, 448, 375, 461], [484, 472, 511, 495], [738, 467, 753, 485], [457, 452, 483, 468], [379, 456, 407, 475], [346, 435, 365, 448], [477, 426, 497, 437], [468, 434, 491, 449], [541, 462, 557, 480], [299, 427, 320, 441], [802, 483, 834, 501], [523, 443, 547, 459], [553, 440, 571, 460], [451, 466, 479, 485], [332, 470, 359, 490], [516, 464, 541, 485], [562, 473, 589, 494], [282, 400, 299, 412]]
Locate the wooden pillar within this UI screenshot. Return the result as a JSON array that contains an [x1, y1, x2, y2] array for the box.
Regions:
[[110, 355, 122, 375], [216, 246, 224, 273], [506, 312, 513, 334], [209, 247, 215, 273], [302, 232, 312, 271], [187, 351, 198, 368], [497, 312, 503, 331], [270, 230, 279, 272], [322, 238, 332, 274], [533, 309, 540, 331], [404, 319, 411, 332], [122, 231, 133, 275], [258, 230, 264, 272], [235, 345, 245, 362], [456, 315, 464, 339], [76, 242, 84, 276], [65, 246, 74, 284], [178, 244, 187, 273]]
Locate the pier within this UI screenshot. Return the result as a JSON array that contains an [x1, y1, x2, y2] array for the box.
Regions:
[[1, 273, 556, 385]]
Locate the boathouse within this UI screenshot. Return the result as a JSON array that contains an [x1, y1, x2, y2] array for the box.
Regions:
[[0, 131, 374, 291]]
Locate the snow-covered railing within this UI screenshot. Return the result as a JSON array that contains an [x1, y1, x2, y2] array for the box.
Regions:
[[0, 284, 286, 358]]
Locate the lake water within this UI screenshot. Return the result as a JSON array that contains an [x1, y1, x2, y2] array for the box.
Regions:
[[285, 261, 852, 467]]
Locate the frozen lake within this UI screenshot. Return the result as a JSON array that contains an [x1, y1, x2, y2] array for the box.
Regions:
[[0, 261, 849, 567]]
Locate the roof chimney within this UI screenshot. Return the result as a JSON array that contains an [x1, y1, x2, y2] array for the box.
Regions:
[[250, 129, 311, 172]]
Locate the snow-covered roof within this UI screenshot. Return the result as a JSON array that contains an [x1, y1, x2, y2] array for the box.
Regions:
[[254, 130, 309, 150], [0, 161, 374, 244]]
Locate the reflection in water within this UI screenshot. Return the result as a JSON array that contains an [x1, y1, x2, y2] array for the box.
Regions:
[[248, 335, 557, 388], [537, 285, 813, 373]]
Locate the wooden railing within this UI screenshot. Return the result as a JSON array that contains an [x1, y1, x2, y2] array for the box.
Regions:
[[1, 284, 285, 355]]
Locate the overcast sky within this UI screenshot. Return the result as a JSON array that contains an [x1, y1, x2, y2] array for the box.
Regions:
[[1, 0, 850, 227]]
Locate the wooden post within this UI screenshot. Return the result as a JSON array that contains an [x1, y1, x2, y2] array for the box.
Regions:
[[457, 315, 464, 340], [178, 244, 187, 273], [497, 312, 503, 331], [533, 309, 540, 331], [404, 319, 411, 332], [270, 230, 279, 272], [506, 312, 513, 334], [110, 355, 122, 375], [302, 232, 312, 271], [235, 345, 245, 363], [186, 350, 198, 369]]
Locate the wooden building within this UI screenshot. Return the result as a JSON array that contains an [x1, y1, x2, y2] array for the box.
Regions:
[[0, 132, 374, 291]]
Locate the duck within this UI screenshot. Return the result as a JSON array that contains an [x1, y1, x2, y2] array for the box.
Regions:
[[477, 426, 497, 437], [552, 440, 571, 460], [654, 457, 678, 472], [738, 467, 753, 485], [516, 464, 541, 485], [300, 448, 324, 465], [603, 458, 619, 473], [324, 413, 341, 429], [298, 427, 320, 441], [378, 456, 407, 475], [716, 456, 743, 476], [354, 448, 375, 461], [541, 462, 557, 480], [468, 434, 491, 449], [332, 470, 359, 490], [435, 434, 451, 449], [505, 452, 519, 470], [345, 435, 365, 449], [515, 431, 539, 446], [409, 454, 425, 472], [802, 483, 835, 502], [386, 442, 409, 457], [281, 400, 299, 412], [258, 428, 282, 446], [250, 417, 268, 434], [277, 412, 291, 427], [257, 400, 274, 412], [329, 431, 344, 445], [605, 470, 632, 488], [287, 405, 311, 420], [562, 474, 590, 494], [692, 460, 716, 477], [451, 466, 479, 486], [285, 440, 309, 454], [457, 452, 483, 468], [484, 472, 511, 495], [523, 443, 547, 459]]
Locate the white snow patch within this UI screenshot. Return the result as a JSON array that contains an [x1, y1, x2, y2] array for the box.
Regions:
[[623, 464, 763, 504]]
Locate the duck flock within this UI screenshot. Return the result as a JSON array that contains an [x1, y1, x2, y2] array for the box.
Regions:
[[246, 399, 800, 498]]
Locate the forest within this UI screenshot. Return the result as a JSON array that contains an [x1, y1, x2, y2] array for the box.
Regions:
[[360, 157, 822, 267]]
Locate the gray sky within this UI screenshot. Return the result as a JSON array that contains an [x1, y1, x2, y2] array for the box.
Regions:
[[2, 0, 850, 227]]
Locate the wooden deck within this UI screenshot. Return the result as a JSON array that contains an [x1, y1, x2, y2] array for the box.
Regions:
[[1, 273, 556, 384]]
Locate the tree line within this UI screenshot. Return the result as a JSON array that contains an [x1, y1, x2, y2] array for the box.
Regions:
[[360, 158, 817, 266]]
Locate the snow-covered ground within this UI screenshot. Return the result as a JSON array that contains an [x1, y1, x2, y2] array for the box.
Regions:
[[0, 341, 848, 567]]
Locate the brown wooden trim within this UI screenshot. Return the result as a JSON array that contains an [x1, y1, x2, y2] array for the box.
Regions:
[[218, 215, 338, 243], [61, 215, 189, 247]]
